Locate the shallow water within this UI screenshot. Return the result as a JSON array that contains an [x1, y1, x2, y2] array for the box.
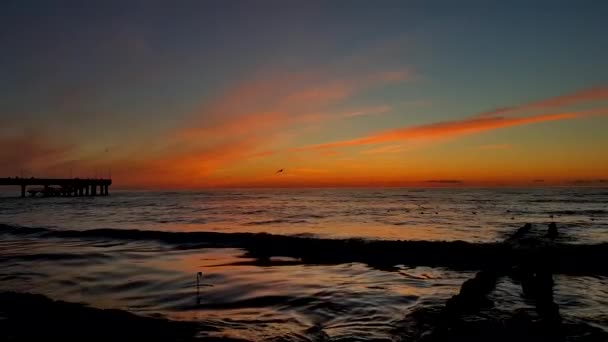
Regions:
[[0, 234, 474, 340], [0, 188, 607, 340]]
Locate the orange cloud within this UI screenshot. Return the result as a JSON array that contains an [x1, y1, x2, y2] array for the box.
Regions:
[[360, 144, 410, 154], [305, 109, 607, 150], [44, 67, 408, 188], [0, 133, 74, 176], [478, 86, 608, 117], [178, 111, 289, 141], [478, 144, 512, 150], [249, 150, 275, 158], [290, 168, 329, 174], [109, 135, 273, 188], [175, 69, 407, 144]]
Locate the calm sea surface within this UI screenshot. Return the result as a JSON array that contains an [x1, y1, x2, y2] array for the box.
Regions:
[[1, 188, 607, 340]]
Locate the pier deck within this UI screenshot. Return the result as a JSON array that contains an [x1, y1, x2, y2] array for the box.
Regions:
[[0, 178, 112, 197]]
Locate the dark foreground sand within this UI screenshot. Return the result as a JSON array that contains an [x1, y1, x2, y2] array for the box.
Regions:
[[2, 291, 607, 342], [0, 292, 243, 342]]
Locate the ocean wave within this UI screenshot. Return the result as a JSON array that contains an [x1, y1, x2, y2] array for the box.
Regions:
[[245, 219, 291, 225], [242, 209, 268, 215], [0, 252, 112, 262], [1, 223, 606, 274], [286, 214, 326, 220], [526, 199, 608, 204], [547, 209, 607, 215]]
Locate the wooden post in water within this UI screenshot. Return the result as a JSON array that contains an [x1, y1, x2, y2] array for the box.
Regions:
[[196, 272, 203, 305], [20, 184, 25, 198]]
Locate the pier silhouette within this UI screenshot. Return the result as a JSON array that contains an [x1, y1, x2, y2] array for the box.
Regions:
[[0, 177, 112, 197]]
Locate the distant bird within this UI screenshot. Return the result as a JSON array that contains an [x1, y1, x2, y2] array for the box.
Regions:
[[276, 169, 284, 174]]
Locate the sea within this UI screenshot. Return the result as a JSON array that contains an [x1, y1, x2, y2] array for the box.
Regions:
[[1, 188, 607, 340]]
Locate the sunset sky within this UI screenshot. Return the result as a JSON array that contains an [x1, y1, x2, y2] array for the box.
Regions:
[[1, 1, 608, 188]]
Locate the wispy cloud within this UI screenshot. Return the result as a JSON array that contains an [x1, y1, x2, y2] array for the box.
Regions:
[[341, 105, 392, 118], [249, 150, 275, 158], [178, 111, 289, 141], [0, 133, 74, 175], [306, 112, 575, 149], [478, 144, 512, 150], [108, 135, 273, 188], [177, 68, 409, 142], [303, 108, 607, 150], [360, 144, 410, 154], [477, 86, 608, 118]]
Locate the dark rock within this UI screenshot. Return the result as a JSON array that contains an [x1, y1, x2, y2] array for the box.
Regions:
[[547, 222, 558, 239]]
